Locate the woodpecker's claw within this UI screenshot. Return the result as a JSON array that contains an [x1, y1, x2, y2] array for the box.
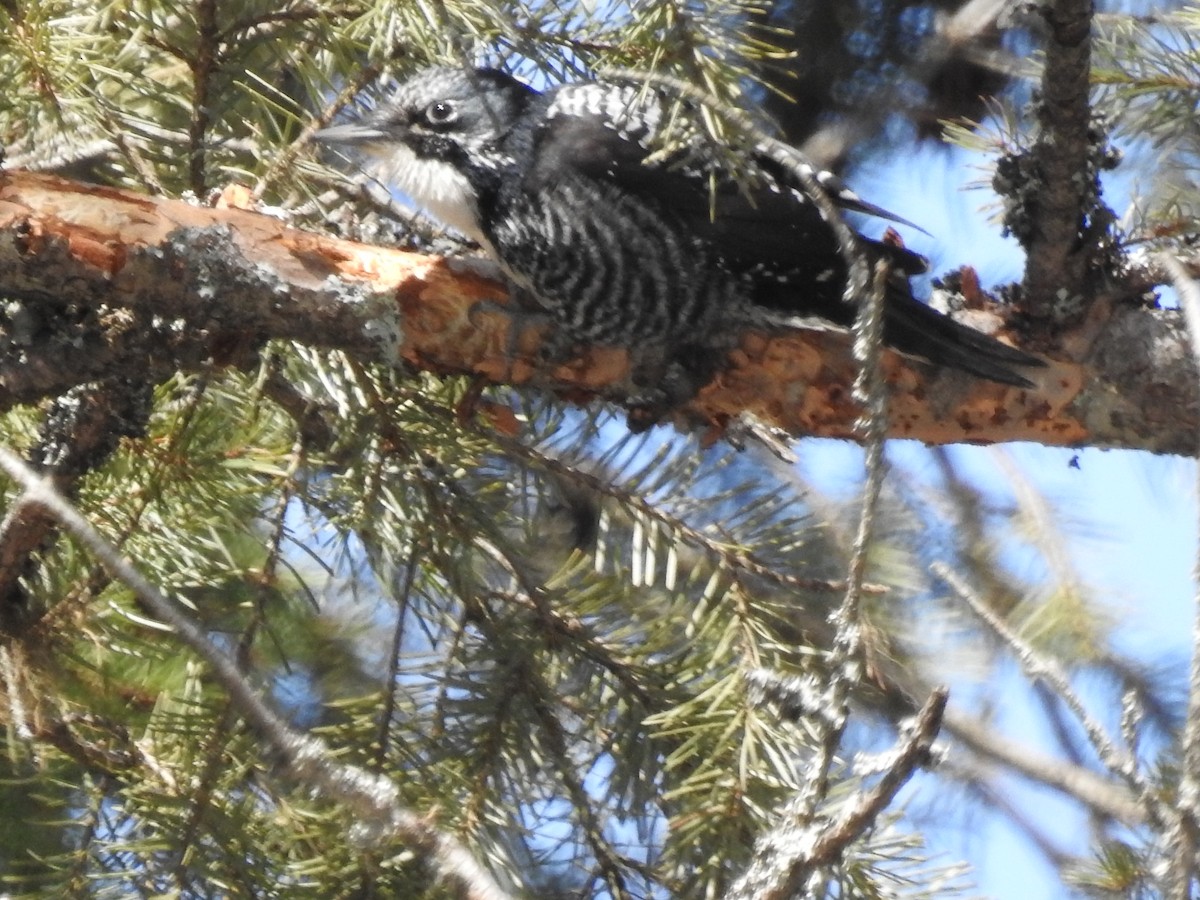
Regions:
[[469, 295, 569, 383], [623, 347, 722, 432]]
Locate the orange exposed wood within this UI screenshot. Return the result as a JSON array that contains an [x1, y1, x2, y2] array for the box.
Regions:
[[0, 170, 1090, 446]]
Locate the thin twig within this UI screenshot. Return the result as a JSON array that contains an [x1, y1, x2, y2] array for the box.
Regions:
[[1157, 252, 1200, 898], [799, 688, 947, 869], [934, 562, 1140, 786], [840, 258, 892, 623], [789, 259, 892, 833], [942, 710, 1144, 826], [0, 447, 511, 900], [374, 542, 420, 770], [253, 62, 383, 203], [524, 660, 633, 900], [728, 688, 948, 899], [728, 257, 895, 900]]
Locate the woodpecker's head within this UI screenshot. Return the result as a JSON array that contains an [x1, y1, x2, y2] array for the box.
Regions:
[[316, 67, 536, 242]]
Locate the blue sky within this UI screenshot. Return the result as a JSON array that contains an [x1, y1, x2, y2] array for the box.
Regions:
[[328, 48, 1191, 894], [816, 136, 1196, 897]]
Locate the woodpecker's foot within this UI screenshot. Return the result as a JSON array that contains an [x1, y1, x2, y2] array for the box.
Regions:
[[524, 323, 583, 368], [468, 296, 561, 380], [624, 346, 722, 431]]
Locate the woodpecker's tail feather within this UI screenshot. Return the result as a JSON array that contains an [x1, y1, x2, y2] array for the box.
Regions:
[[882, 285, 1043, 388]]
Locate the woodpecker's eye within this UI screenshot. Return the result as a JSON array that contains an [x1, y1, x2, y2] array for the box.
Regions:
[[423, 100, 458, 127]]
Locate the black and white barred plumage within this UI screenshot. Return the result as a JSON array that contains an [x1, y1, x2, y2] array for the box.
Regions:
[[317, 66, 1041, 414]]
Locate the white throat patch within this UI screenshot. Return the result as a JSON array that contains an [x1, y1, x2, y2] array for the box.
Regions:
[[360, 141, 485, 244]]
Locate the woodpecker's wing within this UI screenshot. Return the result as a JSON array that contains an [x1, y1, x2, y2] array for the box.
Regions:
[[524, 82, 1042, 386], [526, 85, 924, 290]]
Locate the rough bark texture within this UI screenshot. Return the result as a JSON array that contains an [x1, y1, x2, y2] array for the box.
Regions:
[[1022, 0, 1098, 322], [0, 171, 1192, 452]]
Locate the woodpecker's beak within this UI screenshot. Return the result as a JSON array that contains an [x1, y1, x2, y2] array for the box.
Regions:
[[312, 123, 388, 146]]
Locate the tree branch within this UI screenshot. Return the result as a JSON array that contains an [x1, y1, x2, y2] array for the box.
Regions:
[[728, 687, 949, 898], [1, 170, 1195, 450], [936, 564, 1142, 784], [1022, 0, 1101, 320], [1161, 252, 1200, 896], [943, 710, 1144, 825], [0, 447, 512, 900], [0, 378, 150, 630]]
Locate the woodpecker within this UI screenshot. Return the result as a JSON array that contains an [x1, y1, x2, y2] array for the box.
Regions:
[[316, 66, 1041, 418]]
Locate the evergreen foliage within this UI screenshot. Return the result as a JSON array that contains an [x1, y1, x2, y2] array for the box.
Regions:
[[0, 1, 1196, 897]]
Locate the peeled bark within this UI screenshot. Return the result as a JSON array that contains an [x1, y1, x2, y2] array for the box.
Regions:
[[0, 170, 1191, 452]]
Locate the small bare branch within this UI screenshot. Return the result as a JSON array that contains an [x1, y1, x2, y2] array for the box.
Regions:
[[798, 261, 894, 827], [0, 448, 511, 900], [0, 380, 149, 629], [1158, 252, 1200, 897], [728, 688, 948, 899], [943, 709, 1143, 826], [935, 562, 1141, 786]]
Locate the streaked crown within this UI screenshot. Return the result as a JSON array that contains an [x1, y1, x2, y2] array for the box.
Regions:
[[319, 67, 534, 162]]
